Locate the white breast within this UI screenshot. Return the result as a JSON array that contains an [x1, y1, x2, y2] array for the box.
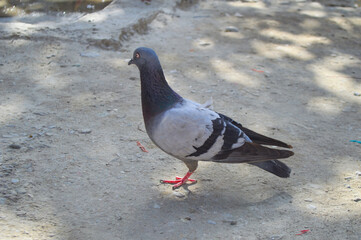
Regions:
[[150, 99, 223, 161]]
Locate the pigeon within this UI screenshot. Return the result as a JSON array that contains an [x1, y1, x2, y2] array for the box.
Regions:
[[128, 47, 294, 189]]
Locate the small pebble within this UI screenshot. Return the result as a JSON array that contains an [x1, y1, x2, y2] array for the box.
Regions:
[[199, 41, 211, 47], [79, 129, 92, 134], [355, 171, 361, 176], [33, 112, 48, 116], [225, 26, 239, 32], [173, 192, 185, 198], [9, 144, 21, 149], [354, 92, 361, 96], [353, 198, 361, 202], [11, 178, 20, 183], [344, 176, 352, 180], [270, 236, 283, 240], [181, 216, 191, 222], [307, 204, 317, 210], [16, 187, 27, 194], [234, 12, 243, 18], [80, 52, 100, 58], [230, 220, 237, 225], [0, 198, 6, 205], [16, 212, 27, 217], [222, 220, 237, 225], [2, 134, 14, 138], [153, 203, 161, 209], [304, 198, 313, 202], [9, 189, 17, 195], [207, 220, 217, 225]]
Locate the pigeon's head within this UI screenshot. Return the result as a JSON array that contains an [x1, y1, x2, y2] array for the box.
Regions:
[[128, 47, 160, 69]]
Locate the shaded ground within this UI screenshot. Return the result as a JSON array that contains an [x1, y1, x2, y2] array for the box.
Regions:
[[0, 0, 360, 239]]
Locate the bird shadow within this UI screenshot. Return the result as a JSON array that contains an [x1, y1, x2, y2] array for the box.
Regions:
[[119, 187, 293, 238]]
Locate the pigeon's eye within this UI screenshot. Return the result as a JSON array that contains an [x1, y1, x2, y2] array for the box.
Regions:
[[135, 53, 140, 59]]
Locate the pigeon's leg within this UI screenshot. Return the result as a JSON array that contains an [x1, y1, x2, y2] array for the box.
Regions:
[[175, 176, 196, 182], [160, 160, 198, 189]]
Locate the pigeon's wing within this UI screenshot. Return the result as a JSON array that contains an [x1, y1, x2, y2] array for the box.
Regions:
[[218, 113, 293, 149], [213, 114, 293, 178], [210, 114, 294, 164], [212, 141, 294, 163], [216, 114, 293, 178]]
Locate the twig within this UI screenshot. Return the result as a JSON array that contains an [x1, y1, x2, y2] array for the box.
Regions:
[[136, 141, 148, 153]]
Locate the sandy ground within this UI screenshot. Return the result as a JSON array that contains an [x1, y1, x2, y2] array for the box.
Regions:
[[0, 0, 361, 239]]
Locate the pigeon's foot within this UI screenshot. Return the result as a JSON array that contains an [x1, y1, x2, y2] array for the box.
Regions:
[[160, 171, 197, 189]]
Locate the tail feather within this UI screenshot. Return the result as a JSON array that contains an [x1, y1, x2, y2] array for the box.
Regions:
[[250, 160, 291, 178]]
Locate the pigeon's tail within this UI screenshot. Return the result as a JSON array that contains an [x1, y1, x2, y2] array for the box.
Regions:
[[250, 160, 291, 178]]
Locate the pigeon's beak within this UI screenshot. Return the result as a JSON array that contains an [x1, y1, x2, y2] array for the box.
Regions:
[[128, 58, 134, 65]]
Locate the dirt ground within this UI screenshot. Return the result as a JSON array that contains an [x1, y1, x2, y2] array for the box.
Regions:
[[0, 0, 360, 239]]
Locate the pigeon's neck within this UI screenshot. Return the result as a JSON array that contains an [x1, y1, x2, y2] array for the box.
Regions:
[[139, 64, 181, 122]]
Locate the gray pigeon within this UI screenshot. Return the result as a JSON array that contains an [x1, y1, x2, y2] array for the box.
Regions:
[[128, 47, 294, 189]]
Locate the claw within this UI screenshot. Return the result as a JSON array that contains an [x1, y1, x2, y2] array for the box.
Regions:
[[160, 171, 197, 189]]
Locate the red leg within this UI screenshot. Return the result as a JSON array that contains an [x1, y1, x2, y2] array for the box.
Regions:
[[175, 176, 196, 182], [160, 171, 197, 189]]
